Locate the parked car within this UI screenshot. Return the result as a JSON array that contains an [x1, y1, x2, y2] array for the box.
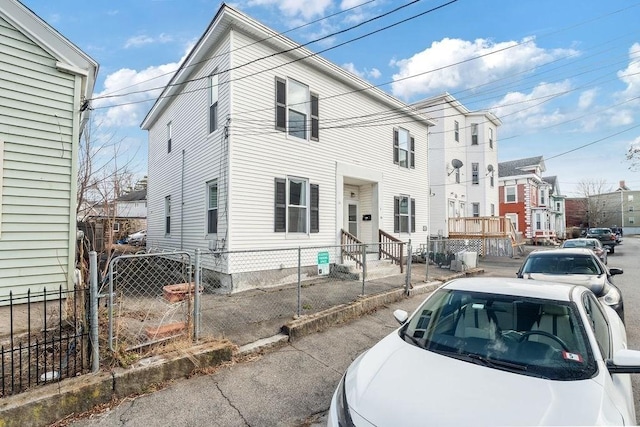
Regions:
[[516, 248, 623, 320], [561, 238, 607, 264], [329, 278, 640, 426], [610, 226, 623, 244], [127, 229, 146, 246], [585, 227, 618, 253]]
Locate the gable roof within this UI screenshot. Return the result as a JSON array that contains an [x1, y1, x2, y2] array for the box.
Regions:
[[498, 156, 545, 178], [412, 92, 502, 127], [117, 189, 147, 202], [141, 3, 434, 130], [0, 0, 98, 100]]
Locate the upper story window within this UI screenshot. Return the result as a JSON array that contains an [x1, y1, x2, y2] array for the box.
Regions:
[[540, 189, 547, 206], [455, 168, 460, 184], [167, 121, 172, 153], [393, 128, 415, 169], [506, 186, 516, 203], [629, 195, 634, 202], [394, 196, 415, 233], [490, 203, 495, 216], [274, 177, 319, 234], [472, 203, 480, 217], [209, 73, 219, 134], [489, 128, 493, 149], [207, 180, 218, 234], [275, 77, 319, 141], [454, 121, 459, 142], [165, 196, 171, 235], [490, 174, 494, 187], [471, 123, 478, 145], [471, 163, 479, 185]]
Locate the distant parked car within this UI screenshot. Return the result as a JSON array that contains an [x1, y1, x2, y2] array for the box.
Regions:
[[561, 238, 607, 264], [516, 248, 624, 320], [127, 229, 146, 246], [610, 226, 623, 244], [585, 227, 618, 253]]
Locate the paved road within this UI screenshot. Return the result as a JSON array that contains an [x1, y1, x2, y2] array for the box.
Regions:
[[66, 242, 640, 426]]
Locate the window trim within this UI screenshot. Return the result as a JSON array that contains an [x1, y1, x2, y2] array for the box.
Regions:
[[488, 128, 493, 149], [455, 168, 460, 184], [471, 163, 479, 185], [207, 180, 218, 235], [454, 121, 459, 142], [505, 186, 517, 203], [394, 196, 415, 233], [274, 177, 319, 234], [472, 203, 480, 217], [209, 72, 219, 134], [471, 123, 478, 145]]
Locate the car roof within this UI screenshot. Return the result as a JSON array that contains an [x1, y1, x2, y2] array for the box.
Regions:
[[442, 277, 577, 302], [529, 248, 595, 256]]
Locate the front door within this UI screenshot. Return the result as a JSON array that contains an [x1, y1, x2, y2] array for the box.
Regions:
[[344, 202, 359, 238]]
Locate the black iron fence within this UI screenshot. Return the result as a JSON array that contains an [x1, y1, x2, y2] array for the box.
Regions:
[[0, 286, 90, 398]]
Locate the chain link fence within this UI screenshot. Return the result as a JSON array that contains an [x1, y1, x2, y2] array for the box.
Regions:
[[106, 251, 193, 351]]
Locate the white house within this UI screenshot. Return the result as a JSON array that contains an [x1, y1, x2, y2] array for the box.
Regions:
[[543, 176, 566, 240], [141, 4, 434, 292], [412, 93, 501, 237], [0, 0, 98, 299]]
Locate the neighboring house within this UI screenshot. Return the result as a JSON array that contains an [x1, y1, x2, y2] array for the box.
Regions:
[[412, 93, 501, 237], [114, 188, 147, 240], [141, 4, 435, 292], [0, 0, 98, 298], [498, 156, 557, 243], [565, 197, 588, 230], [543, 176, 566, 239], [588, 180, 640, 235]]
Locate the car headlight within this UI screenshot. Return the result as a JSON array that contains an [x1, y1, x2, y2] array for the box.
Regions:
[[602, 286, 621, 306], [336, 373, 355, 427]]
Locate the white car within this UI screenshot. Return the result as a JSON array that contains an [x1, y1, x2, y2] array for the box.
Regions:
[[329, 277, 640, 426], [127, 229, 146, 246]]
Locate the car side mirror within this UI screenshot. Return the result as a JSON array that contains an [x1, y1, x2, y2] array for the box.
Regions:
[[609, 268, 623, 275], [607, 349, 640, 374], [393, 309, 408, 325]]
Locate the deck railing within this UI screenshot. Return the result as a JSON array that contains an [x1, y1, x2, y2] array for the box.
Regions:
[[448, 216, 512, 238], [378, 229, 405, 273], [340, 230, 364, 269]]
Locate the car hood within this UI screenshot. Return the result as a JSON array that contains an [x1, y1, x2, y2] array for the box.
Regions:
[[345, 334, 622, 426], [522, 273, 605, 295]]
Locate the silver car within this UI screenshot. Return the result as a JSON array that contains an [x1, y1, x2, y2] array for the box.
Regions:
[[561, 238, 607, 264]]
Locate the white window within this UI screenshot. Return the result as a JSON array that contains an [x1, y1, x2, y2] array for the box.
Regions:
[[506, 186, 516, 203], [167, 121, 172, 153], [630, 217, 635, 224], [455, 168, 460, 184], [471, 163, 479, 185], [275, 77, 319, 141], [490, 203, 495, 216], [394, 196, 415, 233], [506, 213, 518, 231], [112, 222, 120, 232], [556, 202, 561, 211], [629, 195, 634, 202], [454, 121, 459, 142], [448, 200, 455, 218], [207, 180, 218, 234], [489, 128, 493, 149], [165, 196, 171, 235], [490, 174, 494, 187], [540, 189, 546, 206], [394, 128, 415, 168], [209, 73, 218, 133], [274, 177, 319, 233], [472, 203, 480, 217], [471, 123, 478, 145], [535, 212, 542, 230], [629, 206, 634, 212], [459, 202, 466, 217]]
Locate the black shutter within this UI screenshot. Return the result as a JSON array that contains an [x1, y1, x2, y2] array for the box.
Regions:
[[275, 77, 286, 131], [310, 184, 319, 233], [310, 93, 319, 141], [411, 198, 416, 233], [274, 178, 286, 232], [410, 136, 415, 168], [394, 196, 400, 233], [393, 129, 399, 164]]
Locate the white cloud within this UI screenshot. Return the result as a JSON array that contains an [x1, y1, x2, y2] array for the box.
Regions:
[[390, 36, 579, 101], [125, 33, 174, 49], [616, 43, 640, 101], [342, 62, 381, 80], [490, 80, 572, 130], [92, 48, 192, 127], [578, 89, 597, 110], [247, 0, 333, 20]]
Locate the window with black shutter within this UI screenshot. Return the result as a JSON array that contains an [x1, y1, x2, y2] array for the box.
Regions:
[[394, 196, 400, 232], [411, 198, 416, 233], [410, 136, 415, 168], [310, 184, 319, 233], [393, 129, 399, 165], [274, 177, 319, 233]]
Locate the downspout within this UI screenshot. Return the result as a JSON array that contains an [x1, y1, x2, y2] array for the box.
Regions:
[[181, 149, 185, 250]]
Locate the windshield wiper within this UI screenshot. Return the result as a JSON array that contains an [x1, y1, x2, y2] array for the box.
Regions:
[[399, 328, 422, 347], [466, 353, 528, 371]]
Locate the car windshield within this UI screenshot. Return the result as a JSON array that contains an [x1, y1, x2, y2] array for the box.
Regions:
[[400, 289, 596, 381], [563, 240, 597, 249], [589, 228, 608, 235], [521, 254, 603, 275]]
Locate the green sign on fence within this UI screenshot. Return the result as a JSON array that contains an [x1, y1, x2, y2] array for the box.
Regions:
[[317, 251, 330, 275]]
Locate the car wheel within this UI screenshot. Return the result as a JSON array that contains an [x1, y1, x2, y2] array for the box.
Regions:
[[609, 246, 615, 254]]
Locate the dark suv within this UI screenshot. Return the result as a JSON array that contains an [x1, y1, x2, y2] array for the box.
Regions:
[[585, 227, 618, 253]]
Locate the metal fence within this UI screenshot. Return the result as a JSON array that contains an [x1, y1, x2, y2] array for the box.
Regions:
[[0, 286, 89, 398], [106, 251, 193, 351]]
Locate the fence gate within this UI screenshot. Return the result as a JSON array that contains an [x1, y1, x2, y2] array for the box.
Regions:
[[107, 251, 192, 351]]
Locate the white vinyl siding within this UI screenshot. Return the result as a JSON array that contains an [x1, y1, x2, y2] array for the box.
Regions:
[[0, 15, 91, 298]]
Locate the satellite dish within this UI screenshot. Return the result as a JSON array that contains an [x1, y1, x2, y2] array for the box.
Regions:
[[487, 164, 494, 172], [451, 159, 463, 169]]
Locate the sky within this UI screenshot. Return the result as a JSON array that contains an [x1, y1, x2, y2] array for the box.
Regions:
[[20, 0, 640, 196]]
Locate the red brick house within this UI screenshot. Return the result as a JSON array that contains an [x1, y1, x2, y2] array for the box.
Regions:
[[498, 156, 556, 243]]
